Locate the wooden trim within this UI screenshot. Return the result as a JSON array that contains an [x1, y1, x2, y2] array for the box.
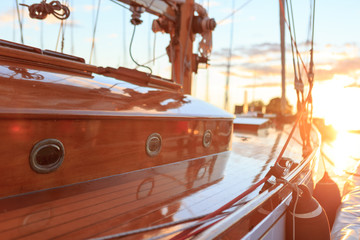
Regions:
[[0, 46, 98, 73], [98, 67, 182, 91]]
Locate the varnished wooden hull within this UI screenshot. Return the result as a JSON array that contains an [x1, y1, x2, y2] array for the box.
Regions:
[[0, 44, 322, 239], [0, 124, 321, 239], [0, 46, 234, 239], [0, 57, 233, 198], [0, 153, 229, 239]]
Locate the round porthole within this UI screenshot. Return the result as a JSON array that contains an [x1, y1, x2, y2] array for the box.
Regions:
[[203, 130, 212, 148], [29, 139, 65, 174], [146, 133, 162, 157]]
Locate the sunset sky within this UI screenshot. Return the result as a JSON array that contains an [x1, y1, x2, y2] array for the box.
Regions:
[[1, 0, 360, 130]]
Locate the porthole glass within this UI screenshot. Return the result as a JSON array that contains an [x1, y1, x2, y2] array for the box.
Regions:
[[203, 130, 212, 148], [30, 139, 65, 174], [146, 133, 162, 157]]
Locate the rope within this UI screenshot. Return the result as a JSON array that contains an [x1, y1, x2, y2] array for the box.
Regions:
[[279, 0, 316, 156], [171, 81, 314, 239], [55, 20, 63, 51], [289, 0, 303, 90], [20, 0, 70, 20], [15, 0, 24, 44], [61, 18, 66, 53], [139, 53, 167, 67], [89, 0, 101, 64], [292, 186, 300, 240], [286, 0, 303, 94], [224, 0, 235, 110], [308, 0, 316, 85], [278, 0, 310, 82], [129, 25, 153, 74], [217, 0, 255, 25], [70, 0, 74, 54], [109, 0, 130, 10]]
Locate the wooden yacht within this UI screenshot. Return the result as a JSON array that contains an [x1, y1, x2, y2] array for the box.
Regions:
[[0, 0, 326, 239]]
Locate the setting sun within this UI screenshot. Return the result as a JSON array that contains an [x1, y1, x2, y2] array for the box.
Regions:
[[313, 79, 360, 132]]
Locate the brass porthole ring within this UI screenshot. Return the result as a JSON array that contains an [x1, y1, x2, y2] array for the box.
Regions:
[[203, 130, 212, 148], [29, 139, 65, 174], [146, 133, 162, 157]]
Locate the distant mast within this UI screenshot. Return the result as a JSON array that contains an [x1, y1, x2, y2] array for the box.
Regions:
[[243, 90, 248, 114], [280, 0, 286, 115]]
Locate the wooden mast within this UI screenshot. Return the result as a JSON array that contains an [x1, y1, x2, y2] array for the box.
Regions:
[[172, 0, 194, 95]]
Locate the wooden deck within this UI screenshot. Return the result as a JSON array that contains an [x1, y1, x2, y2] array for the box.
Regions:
[[0, 125, 317, 239]]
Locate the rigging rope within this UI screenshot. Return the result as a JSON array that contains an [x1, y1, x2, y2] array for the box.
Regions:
[[171, 83, 314, 239], [139, 52, 167, 67], [70, 0, 74, 54], [15, 0, 24, 44], [286, 0, 304, 94], [89, 0, 101, 64], [279, 0, 316, 156], [224, 0, 235, 111], [217, 0, 255, 25], [61, 18, 66, 53], [309, 0, 316, 85], [129, 25, 153, 74], [55, 20, 63, 51], [109, 0, 129, 10], [170, 1, 317, 237], [289, 0, 303, 90], [205, 0, 210, 102], [278, 0, 310, 81]]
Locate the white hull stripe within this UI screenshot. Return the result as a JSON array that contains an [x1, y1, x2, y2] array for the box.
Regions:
[[290, 204, 322, 218]]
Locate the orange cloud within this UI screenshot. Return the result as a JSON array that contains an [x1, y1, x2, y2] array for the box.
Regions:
[[211, 42, 360, 85]]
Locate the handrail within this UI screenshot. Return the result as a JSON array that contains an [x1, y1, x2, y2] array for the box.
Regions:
[[0, 45, 97, 73]]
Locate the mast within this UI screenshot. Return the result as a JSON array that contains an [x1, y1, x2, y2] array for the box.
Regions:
[[172, 0, 194, 94], [280, 0, 286, 115], [117, 0, 215, 95]]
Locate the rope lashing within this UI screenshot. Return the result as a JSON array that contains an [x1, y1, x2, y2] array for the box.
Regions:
[[20, 0, 70, 20]]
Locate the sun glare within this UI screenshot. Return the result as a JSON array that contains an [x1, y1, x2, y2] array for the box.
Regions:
[[325, 132, 360, 175], [314, 81, 360, 132]]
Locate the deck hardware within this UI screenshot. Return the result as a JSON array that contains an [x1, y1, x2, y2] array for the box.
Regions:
[[146, 133, 162, 157], [20, 1, 70, 20], [29, 139, 65, 173], [130, 4, 144, 25], [203, 130, 212, 148]]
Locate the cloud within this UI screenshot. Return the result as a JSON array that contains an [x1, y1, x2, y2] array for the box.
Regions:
[[0, 8, 26, 25], [345, 82, 360, 88], [315, 57, 360, 81], [211, 41, 360, 85], [243, 82, 281, 88], [234, 43, 280, 57]]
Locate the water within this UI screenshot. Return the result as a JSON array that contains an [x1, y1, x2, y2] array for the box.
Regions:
[[321, 131, 360, 196]]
